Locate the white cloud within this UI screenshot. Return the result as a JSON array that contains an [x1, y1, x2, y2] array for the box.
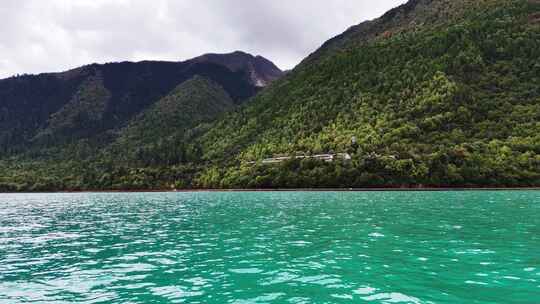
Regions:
[[0, 0, 407, 78]]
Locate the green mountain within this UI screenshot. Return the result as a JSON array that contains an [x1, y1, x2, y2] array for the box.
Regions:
[[0, 51, 282, 153], [1, 0, 539, 191], [0, 53, 283, 191], [194, 0, 540, 188]]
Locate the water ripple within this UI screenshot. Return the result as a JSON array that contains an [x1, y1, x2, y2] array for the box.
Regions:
[[0, 191, 539, 303]]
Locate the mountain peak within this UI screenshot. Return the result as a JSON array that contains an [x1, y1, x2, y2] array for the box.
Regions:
[[190, 51, 284, 87]]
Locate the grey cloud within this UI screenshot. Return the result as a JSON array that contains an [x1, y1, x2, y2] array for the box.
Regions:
[[0, 0, 406, 78]]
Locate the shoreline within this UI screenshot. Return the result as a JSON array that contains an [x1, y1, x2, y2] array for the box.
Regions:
[[2, 187, 540, 194]]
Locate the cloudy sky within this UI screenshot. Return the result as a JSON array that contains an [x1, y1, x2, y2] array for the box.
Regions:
[[0, 0, 406, 78]]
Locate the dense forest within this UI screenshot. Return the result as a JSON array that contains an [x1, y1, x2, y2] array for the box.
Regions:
[[1, 0, 539, 191]]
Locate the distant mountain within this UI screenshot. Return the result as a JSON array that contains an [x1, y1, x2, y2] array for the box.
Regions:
[[192, 51, 284, 87], [1, 0, 539, 191], [0, 52, 283, 153]]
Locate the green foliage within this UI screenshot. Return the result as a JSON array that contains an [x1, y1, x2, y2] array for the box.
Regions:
[[33, 73, 111, 142], [193, 0, 540, 188], [1, 0, 539, 191], [110, 76, 234, 166]]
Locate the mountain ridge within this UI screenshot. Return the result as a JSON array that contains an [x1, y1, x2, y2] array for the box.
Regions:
[[1, 51, 283, 87], [0, 51, 283, 153]]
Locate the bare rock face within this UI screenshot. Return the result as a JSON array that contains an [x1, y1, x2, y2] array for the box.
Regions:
[[191, 51, 284, 87]]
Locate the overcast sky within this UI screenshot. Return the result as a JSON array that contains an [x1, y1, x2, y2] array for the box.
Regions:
[[0, 0, 406, 78]]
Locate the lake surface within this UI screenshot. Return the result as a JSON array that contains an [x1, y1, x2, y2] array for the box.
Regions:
[[0, 191, 539, 303]]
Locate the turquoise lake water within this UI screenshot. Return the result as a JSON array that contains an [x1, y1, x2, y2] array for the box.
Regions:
[[0, 191, 539, 303]]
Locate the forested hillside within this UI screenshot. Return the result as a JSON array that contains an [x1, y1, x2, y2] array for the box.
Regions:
[[110, 76, 235, 167], [0, 51, 281, 153], [194, 0, 540, 188], [1, 0, 539, 191], [0, 52, 283, 191]]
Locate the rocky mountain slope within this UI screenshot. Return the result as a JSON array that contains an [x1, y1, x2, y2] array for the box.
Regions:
[[192, 51, 284, 87]]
